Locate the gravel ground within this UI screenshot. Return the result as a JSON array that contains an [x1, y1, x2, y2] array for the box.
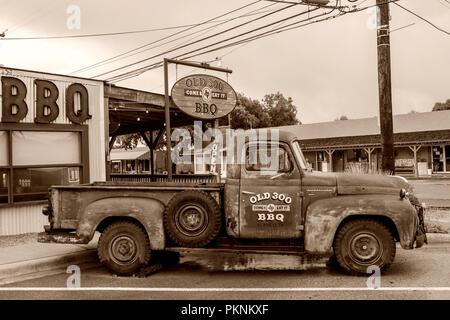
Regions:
[[0, 233, 38, 248]]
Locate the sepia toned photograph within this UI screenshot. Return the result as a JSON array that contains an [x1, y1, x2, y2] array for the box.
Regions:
[[0, 0, 449, 309]]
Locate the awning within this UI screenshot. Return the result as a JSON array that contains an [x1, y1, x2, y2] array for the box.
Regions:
[[110, 148, 149, 161]]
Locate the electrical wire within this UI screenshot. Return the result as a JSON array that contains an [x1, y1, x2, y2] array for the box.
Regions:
[[105, 6, 322, 82], [94, 2, 299, 79], [69, 0, 267, 75], [106, 3, 341, 82], [71, 2, 278, 76], [2, 7, 281, 40], [108, 6, 338, 83], [393, 2, 450, 36], [1, 21, 257, 40]]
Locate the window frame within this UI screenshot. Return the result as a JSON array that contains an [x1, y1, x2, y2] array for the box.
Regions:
[[0, 123, 89, 206], [243, 141, 296, 176]]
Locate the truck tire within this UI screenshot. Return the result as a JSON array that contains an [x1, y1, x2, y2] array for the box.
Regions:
[[333, 218, 396, 276], [98, 221, 151, 276], [164, 190, 222, 248]]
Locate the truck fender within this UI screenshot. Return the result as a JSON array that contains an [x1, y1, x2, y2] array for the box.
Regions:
[[304, 194, 417, 255], [76, 197, 166, 250]]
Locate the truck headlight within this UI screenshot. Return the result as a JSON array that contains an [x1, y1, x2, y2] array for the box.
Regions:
[[400, 188, 408, 199]]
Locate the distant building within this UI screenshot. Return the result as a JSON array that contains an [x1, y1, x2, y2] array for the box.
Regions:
[[281, 110, 450, 176]]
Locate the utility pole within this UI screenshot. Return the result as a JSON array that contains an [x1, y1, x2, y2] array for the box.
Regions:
[[376, 0, 395, 174]]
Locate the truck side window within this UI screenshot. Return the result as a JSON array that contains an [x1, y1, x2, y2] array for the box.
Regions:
[[245, 144, 291, 173]]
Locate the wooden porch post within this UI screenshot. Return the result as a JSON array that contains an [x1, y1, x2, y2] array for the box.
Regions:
[[315, 151, 318, 171], [104, 96, 111, 181], [363, 147, 375, 173], [150, 129, 154, 175], [408, 145, 421, 177], [325, 149, 335, 172]]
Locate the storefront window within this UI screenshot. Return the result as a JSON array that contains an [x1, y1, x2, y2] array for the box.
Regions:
[[13, 167, 81, 202], [12, 131, 81, 165], [0, 126, 87, 205], [0, 131, 7, 166], [0, 170, 8, 204]]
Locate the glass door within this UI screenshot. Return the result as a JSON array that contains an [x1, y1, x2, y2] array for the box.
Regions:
[[432, 146, 444, 172]]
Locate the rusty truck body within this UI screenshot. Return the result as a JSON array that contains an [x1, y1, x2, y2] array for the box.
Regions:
[[39, 130, 427, 276]]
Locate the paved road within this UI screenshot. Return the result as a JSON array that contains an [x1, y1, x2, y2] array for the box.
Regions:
[[1, 237, 450, 300], [409, 179, 450, 205]]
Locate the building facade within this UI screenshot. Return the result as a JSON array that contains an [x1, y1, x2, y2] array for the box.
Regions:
[[0, 67, 106, 235], [282, 110, 450, 176]]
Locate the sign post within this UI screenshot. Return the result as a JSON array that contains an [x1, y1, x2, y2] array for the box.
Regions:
[[163, 58, 234, 182]]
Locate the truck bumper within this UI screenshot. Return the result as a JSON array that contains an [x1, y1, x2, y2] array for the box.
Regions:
[[38, 228, 89, 244], [414, 205, 427, 249]]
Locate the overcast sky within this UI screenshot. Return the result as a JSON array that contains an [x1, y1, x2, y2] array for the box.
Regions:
[[0, 0, 449, 124]]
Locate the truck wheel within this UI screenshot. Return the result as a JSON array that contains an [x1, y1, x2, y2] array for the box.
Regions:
[[164, 190, 222, 248], [333, 218, 396, 276], [98, 221, 151, 276]]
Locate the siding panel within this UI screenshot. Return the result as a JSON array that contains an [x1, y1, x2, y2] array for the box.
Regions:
[[0, 205, 47, 235]]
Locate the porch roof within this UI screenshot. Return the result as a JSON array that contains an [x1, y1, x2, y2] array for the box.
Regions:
[[279, 110, 450, 141]]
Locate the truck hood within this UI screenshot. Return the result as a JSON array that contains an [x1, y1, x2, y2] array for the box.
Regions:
[[335, 172, 409, 196]]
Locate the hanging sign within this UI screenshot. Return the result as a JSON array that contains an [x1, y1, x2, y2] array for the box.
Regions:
[[171, 74, 237, 120]]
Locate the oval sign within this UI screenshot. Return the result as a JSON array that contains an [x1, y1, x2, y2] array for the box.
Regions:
[[171, 74, 237, 120]]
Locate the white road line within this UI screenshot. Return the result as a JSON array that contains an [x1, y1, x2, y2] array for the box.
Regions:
[[0, 287, 450, 291]]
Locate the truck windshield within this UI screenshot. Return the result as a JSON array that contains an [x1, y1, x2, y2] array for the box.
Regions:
[[292, 141, 307, 170]]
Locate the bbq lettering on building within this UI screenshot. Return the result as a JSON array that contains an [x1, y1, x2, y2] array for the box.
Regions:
[[1, 76, 91, 124], [171, 74, 237, 120]]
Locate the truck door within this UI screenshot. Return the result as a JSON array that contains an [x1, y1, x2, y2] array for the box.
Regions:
[[239, 142, 302, 239]]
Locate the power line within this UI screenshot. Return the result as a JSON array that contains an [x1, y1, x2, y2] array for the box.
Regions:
[[0, 22, 244, 40], [105, 6, 322, 82], [94, 2, 299, 79], [108, 6, 338, 83], [394, 2, 450, 36], [2, 8, 279, 41], [110, 9, 343, 84], [70, 0, 266, 75], [436, 0, 450, 10], [106, 2, 343, 83], [71, 1, 277, 76], [107, 0, 409, 84]]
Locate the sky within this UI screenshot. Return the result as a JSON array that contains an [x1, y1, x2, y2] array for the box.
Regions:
[[0, 0, 449, 124]]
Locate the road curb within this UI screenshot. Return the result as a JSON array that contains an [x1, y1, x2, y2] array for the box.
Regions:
[[0, 249, 98, 285]]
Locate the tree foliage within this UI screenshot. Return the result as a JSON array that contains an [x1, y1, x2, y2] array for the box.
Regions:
[[432, 99, 450, 112], [263, 92, 299, 127], [113, 133, 142, 150], [230, 92, 300, 129]]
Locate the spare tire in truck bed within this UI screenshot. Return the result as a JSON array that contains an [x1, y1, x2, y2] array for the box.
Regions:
[[164, 190, 222, 247]]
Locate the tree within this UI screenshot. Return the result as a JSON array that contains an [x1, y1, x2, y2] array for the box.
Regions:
[[113, 133, 142, 150], [263, 92, 300, 127], [432, 99, 450, 112], [335, 115, 349, 120], [230, 92, 300, 129], [230, 93, 269, 129]]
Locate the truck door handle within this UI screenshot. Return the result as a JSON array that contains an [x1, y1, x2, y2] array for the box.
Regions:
[[242, 191, 255, 195]]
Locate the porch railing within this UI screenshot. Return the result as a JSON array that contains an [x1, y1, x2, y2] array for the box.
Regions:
[[109, 173, 217, 184]]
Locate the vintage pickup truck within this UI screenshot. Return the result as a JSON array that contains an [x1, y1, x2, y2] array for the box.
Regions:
[[38, 130, 427, 276]]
